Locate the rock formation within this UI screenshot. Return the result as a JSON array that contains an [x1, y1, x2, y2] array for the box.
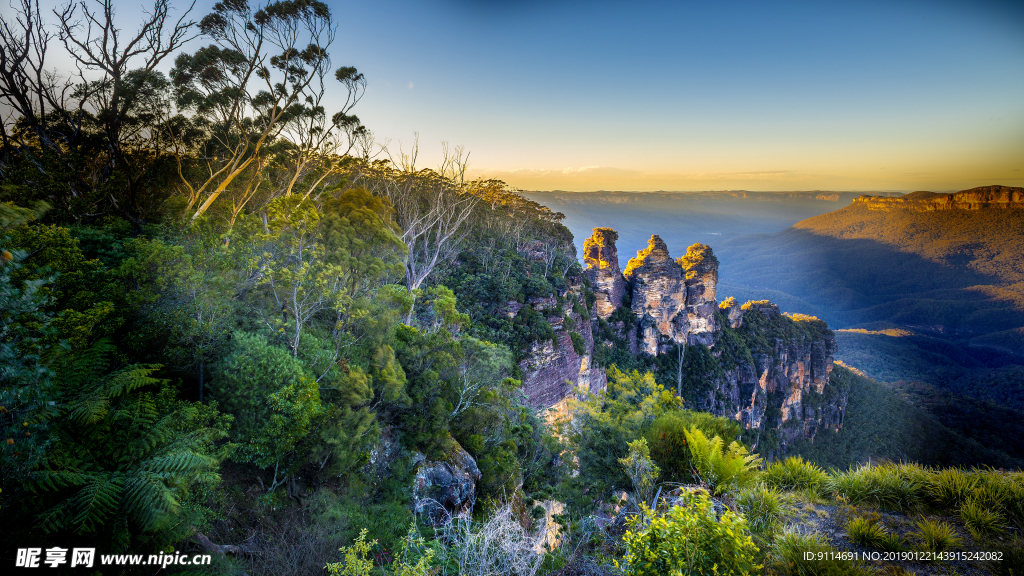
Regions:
[[518, 285, 606, 408], [678, 243, 719, 347], [412, 439, 482, 524], [854, 185, 1024, 211], [621, 236, 722, 353], [583, 228, 626, 320], [624, 235, 687, 355], [719, 297, 744, 329], [519, 226, 846, 452]]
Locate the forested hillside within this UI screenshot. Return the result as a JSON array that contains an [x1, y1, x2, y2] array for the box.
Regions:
[[2, 1, 1023, 575]]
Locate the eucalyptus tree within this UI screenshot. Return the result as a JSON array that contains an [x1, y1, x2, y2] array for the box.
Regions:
[[170, 0, 365, 221], [0, 0, 195, 224], [360, 141, 478, 321]]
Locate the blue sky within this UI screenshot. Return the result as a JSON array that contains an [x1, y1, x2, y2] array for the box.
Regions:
[[11, 0, 1024, 191], [332, 0, 1024, 190]]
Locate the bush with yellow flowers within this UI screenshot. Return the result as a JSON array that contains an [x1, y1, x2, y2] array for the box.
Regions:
[[617, 491, 760, 576]]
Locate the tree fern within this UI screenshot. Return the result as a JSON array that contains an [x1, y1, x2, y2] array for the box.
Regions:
[[24, 340, 230, 547]]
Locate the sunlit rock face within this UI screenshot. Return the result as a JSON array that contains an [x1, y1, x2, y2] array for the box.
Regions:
[[582, 228, 626, 320], [719, 297, 745, 329], [854, 185, 1024, 211], [678, 243, 719, 348], [624, 235, 687, 355]]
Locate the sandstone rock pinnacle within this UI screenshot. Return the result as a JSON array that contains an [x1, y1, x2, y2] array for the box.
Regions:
[[583, 228, 626, 320], [624, 235, 687, 355]]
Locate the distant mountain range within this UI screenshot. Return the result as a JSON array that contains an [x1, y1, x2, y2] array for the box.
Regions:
[[523, 190, 904, 266]]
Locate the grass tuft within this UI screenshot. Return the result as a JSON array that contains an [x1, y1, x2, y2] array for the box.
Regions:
[[770, 532, 872, 576], [737, 484, 784, 534], [762, 456, 829, 495], [912, 518, 960, 553], [827, 463, 926, 512], [960, 497, 1005, 541], [846, 515, 887, 548]]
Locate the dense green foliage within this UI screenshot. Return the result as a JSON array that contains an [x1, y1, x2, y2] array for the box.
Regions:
[[789, 364, 1024, 469], [618, 495, 760, 576]]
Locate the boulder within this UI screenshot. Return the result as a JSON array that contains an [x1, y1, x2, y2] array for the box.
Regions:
[[412, 439, 482, 524]]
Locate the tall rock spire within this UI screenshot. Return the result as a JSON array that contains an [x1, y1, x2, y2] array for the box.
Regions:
[[582, 227, 626, 320], [624, 235, 687, 355], [678, 243, 720, 346]]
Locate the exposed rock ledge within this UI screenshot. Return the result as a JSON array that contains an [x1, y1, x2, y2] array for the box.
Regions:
[[854, 185, 1024, 211]]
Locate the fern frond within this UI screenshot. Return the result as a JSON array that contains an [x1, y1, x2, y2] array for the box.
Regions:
[[140, 452, 215, 475], [36, 501, 73, 534], [106, 364, 163, 398], [69, 472, 124, 533], [32, 469, 89, 492], [122, 473, 179, 532]]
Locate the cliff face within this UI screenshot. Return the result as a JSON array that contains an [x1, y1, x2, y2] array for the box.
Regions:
[[709, 302, 843, 450], [854, 185, 1024, 211], [583, 228, 626, 320], [518, 285, 606, 408]]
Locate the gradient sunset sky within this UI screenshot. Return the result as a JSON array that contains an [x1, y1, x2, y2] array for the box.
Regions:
[[15, 0, 1024, 191], [336, 0, 1024, 191]]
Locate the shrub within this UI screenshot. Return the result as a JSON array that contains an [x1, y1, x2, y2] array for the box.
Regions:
[[846, 515, 887, 549], [327, 529, 374, 576], [684, 426, 761, 495], [569, 331, 585, 355], [770, 532, 871, 576], [644, 409, 742, 484], [327, 524, 437, 576], [762, 456, 829, 495], [618, 493, 760, 576], [912, 518, 960, 552], [737, 485, 784, 535], [960, 498, 1005, 540], [618, 438, 660, 507]]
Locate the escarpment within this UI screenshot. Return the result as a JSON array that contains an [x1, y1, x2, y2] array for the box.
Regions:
[[520, 226, 848, 454], [516, 282, 607, 409], [853, 185, 1024, 211]]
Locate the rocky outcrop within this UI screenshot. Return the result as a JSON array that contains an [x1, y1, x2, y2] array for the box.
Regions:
[[696, 301, 843, 451], [518, 224, 845, 453], [583, 228, 626, 320], [678, 243, 719, 347], [854, 185, 1024, 211], [518, 287, 606, 408], [719, 297, 744, 329], [412, 438, 482, 524], [622, 236, 722, 354], [624, 235, 687, 355]]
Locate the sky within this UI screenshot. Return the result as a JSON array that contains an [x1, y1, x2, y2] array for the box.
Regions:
[[8, 0, 1024, 191]]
